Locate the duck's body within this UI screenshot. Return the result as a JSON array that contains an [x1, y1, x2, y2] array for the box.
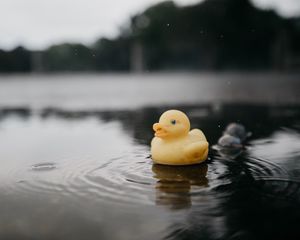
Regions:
[[151, 129, 208, 165], [151, 110, 209, 165]]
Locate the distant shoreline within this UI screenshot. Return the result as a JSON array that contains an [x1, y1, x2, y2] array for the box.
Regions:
[[0, 73, 299, 109], [0, 70, 300, 78]]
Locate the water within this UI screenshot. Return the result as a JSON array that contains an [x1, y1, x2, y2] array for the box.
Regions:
[[0, 74, 299, 240]]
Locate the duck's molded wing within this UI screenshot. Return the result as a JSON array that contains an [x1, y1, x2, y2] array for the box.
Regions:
[[190, 129, 207, 141], [184, 141, 209, 162]]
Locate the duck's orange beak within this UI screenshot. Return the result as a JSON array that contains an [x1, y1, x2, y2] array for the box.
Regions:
[[153, 123, 168, 138]]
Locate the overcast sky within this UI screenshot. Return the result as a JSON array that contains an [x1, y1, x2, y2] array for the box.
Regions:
[[1, 0, 299, 50]]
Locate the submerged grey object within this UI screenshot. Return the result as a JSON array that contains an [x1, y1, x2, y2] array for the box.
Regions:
[[214, 123, 249, 159], [218, 134, 243, 148], [217, 123, 251, 149], [224, 123, 248, 141]]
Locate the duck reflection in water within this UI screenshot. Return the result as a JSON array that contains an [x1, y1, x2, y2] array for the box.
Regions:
[[152, 163, 208, 210]]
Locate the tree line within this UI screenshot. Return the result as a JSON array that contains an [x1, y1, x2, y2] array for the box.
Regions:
[[0, 0, 299, 73]]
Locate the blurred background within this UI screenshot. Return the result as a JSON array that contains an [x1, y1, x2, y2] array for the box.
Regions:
[[1, 0, 300, 73], [0, 1, 300, 240]]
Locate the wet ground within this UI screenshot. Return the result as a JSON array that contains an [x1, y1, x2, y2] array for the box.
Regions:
[[0, 74, 299, 240]]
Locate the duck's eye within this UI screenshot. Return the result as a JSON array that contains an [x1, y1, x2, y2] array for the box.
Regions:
[[171, 120, 176, 125]]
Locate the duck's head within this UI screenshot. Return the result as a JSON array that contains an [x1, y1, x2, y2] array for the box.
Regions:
[[153, 110, 190, 139]]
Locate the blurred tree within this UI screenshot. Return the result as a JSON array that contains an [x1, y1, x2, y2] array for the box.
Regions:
[[0, 46, 31, 72], [43, 43, 95, 71], [92, 37, 130, 71], [0, 0, 299, 72], [129, 0, 291, 70]]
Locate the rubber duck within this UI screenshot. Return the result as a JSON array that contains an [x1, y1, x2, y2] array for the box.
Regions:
[[218, 134, 243, 148], [217, 123, 251, 148], [213, 123, 251, 159], [223, 123, 249, 141], [151, 110, 209, 165]]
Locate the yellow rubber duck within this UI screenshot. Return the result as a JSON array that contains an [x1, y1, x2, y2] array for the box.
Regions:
[[151, 110, 209, 165]]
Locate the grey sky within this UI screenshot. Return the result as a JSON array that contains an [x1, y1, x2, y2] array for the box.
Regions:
[[0, 0, 299, 50]]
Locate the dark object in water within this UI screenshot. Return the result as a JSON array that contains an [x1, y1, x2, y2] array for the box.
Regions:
[[214, 123, 249, 159], [218, 134, 243, 148], [215, 123, 250, 158], [224, 123, 248, 141]]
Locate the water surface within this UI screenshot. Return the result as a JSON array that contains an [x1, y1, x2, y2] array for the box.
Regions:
[[0, 74, 299, 240]]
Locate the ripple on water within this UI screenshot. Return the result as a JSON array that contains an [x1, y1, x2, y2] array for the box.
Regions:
[[31, 162, 57, 171], [212, 148, 300, 205], [245, 157, 288, 177], [4, 147, 220, 208], [3, 144, 298, 208], [54, 149, 158, 205]]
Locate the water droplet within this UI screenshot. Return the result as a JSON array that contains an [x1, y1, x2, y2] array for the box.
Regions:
[[31, 162, 57, 171], [17, 180, 26, 183]]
